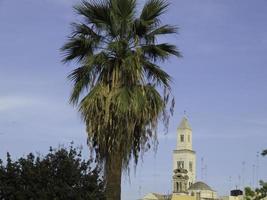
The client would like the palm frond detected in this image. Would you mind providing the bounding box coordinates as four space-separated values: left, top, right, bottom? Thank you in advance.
141 59 171 88
61 35 99 63
145 24 178 43
141 43 181 61
68 65 95 105
134 0 169 38
74 0 112 31
140 0 169 25
71 23 101 38
68 52 110 104
149 25 178 35
110 0 136 20
108 0 137 38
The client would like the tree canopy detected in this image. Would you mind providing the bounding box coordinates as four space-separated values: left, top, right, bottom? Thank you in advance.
245 181 267 200
0 145 105 200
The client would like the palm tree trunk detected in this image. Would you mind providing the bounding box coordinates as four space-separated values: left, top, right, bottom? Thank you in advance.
105 152 122 200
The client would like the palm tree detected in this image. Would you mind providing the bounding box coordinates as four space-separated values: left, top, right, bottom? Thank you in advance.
61 0 180 199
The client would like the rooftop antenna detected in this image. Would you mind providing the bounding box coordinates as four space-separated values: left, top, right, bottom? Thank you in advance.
252 164 255 189
201 157 204 181
204 164 208 182
152 156 160 192
138 185 142 197
238 175 241 189
242 161 246 190
153 156 156 190
256 152 260 188
170 179 173 195
229 176 232 191
138 164 143 198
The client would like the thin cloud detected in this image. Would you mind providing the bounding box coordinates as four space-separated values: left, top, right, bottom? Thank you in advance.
0 96 39 112
44 0 78 6
243 118 267 127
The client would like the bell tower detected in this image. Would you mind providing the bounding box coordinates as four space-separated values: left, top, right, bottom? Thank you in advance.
173 117 196 193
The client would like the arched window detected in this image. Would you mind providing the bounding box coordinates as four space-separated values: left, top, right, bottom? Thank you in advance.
189 161 193 172
180 135 184 142
177 161 184 169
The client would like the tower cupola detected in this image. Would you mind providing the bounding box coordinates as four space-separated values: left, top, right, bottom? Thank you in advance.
177 117 193 150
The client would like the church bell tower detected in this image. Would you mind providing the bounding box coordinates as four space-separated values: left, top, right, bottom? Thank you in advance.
173 117 196 193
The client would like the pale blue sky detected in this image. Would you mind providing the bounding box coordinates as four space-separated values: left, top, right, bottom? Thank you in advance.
0 0 267 200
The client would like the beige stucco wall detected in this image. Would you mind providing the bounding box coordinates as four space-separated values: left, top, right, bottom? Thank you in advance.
220 195 243 200
188 190 217 199
177 128 193 150
172 194 196 200
173 150 196 185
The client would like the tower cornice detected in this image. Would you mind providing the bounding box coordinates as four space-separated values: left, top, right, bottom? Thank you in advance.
173 149 196 154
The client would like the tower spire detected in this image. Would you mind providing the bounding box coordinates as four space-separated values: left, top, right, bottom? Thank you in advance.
178 117 192 131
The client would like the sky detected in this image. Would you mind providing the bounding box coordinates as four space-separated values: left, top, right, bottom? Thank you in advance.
0 0 267 199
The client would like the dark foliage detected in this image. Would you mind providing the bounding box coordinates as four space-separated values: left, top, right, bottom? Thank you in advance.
262 149 267 156
0 145 105 200
245 181 267 200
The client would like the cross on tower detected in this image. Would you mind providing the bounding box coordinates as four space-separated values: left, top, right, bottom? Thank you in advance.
184 110 188 118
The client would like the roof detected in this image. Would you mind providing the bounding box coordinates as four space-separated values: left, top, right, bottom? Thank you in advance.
178 117 192 130
143 193 160 200
143 193 171 200
188 182 213 191
153 193 164 199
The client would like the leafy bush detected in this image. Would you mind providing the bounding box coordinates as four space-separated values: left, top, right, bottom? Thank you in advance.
245 181 267 200
0 145 105 200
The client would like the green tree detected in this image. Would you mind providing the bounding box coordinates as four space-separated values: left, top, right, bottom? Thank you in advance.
245 181 267 200
245 151 267 200
61 0 180 199
0 145 105 200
